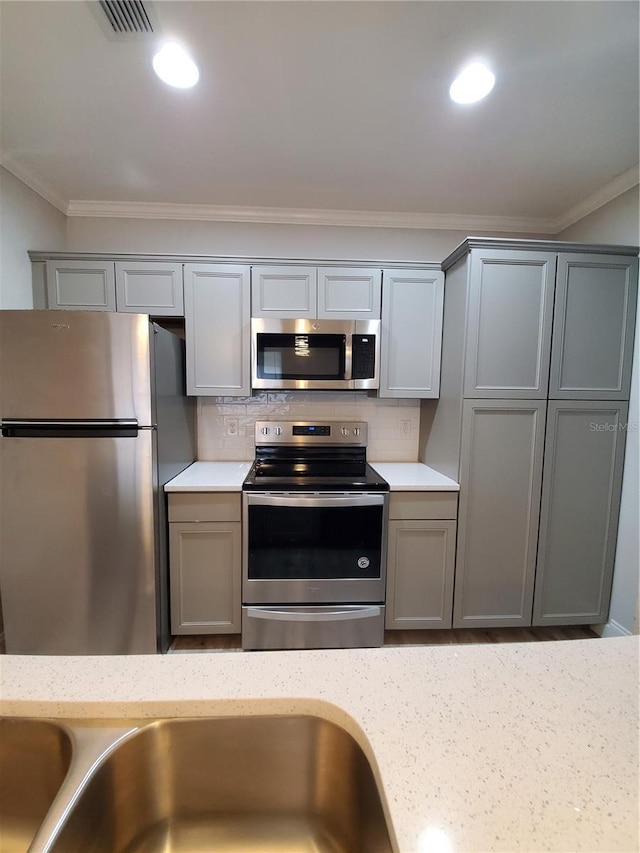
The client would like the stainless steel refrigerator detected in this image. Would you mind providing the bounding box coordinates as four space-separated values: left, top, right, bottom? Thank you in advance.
0 310 195 654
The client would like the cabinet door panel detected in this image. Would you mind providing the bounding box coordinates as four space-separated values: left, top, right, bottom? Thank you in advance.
317 267 381 318
170 522 241 634
184 264 250 396
251 266 316 318
464 250 556 398
46 260 116 311
380 269 444 398
533 401 629 625
454 401 546 627
386 520 456 628
550 255 638 399
115 262 184 315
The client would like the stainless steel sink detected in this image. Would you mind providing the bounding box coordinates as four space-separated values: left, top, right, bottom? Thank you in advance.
0 718 72 853
47 715 394 853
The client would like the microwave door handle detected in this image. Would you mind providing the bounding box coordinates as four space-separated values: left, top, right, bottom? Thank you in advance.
344 334 353 381
246 494 386 509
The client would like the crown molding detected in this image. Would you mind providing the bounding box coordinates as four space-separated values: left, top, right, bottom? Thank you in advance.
4 154 637 236
0 153 68 214
550 165 639 234
64 199 557 233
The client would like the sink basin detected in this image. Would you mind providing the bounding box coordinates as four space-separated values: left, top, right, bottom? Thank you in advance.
0 718 72 853
49 715 393 853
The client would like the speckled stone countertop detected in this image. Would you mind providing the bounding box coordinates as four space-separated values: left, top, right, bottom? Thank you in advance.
165 461 251 492
370 462 459 491
165 461 459 492
1 637 637 852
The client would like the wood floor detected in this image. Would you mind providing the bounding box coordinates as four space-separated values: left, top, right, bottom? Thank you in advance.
170 625 598 653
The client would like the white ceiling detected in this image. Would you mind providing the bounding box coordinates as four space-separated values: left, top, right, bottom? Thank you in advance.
1 1 638 232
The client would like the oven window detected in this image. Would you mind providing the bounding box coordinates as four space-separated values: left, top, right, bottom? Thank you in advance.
256 334 346 380
247 503 383 580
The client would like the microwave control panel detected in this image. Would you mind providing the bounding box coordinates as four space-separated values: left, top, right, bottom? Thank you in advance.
351 335 376 380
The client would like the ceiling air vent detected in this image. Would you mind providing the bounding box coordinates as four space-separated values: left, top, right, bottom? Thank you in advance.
91 0 158 39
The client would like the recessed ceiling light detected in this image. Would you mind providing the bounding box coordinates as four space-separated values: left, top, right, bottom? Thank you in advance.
449 62 495 105
152 42 199 89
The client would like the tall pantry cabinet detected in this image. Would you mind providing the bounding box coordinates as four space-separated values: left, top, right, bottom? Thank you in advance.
423 238 638 629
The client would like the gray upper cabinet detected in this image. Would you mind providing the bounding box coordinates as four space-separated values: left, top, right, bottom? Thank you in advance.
549 254 639 399
317 267 381 319
533 401 629 626
46 260 116 311
453 400 547 628
380 269 444 398
115 261 184 316
46 259 184 315
464 250 557 398
251 265 382 319
184 264 251 396
251 266 317 318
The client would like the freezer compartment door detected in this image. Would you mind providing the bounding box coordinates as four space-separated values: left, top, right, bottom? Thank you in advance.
0 310 152 423
0 431 158 654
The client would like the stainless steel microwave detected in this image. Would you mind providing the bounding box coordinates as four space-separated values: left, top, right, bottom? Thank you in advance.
251 318 380 390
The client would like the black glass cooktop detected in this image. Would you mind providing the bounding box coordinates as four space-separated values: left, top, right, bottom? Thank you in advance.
242 446 389 492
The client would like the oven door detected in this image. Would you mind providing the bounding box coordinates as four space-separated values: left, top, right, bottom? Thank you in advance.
243 492 388 604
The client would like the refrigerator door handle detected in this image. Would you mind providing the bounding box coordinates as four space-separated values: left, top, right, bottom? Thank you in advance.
1 419 140 438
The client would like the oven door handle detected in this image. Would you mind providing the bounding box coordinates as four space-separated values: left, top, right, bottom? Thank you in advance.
245 494 386 509
245 606 382 622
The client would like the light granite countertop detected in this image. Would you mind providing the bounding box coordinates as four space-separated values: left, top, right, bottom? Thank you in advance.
165 461 252 491
165 461 459 492
370 462 459 491
1 637 637 852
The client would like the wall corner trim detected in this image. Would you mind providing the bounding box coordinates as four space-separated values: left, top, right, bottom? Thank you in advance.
594 619 634 638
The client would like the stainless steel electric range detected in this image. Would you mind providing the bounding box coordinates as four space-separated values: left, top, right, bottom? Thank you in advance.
242 421 389 650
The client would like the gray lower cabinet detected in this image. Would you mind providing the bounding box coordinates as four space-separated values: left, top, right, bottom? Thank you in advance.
380 269 444 398
453 400 547 628
385 492 457 629
184 264 251 396
533 401 629 625
168 493 242 634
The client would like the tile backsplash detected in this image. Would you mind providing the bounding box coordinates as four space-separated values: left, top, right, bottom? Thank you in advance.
197 392 420 461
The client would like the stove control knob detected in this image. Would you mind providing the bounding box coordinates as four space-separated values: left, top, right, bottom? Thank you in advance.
274 427 282 436
353 427 361 436
341 427 350 436
261 427 270 436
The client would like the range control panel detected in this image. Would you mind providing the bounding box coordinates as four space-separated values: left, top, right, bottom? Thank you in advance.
254 421 368 446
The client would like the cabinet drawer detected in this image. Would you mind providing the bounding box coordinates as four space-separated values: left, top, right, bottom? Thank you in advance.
168 493 241 522
389 492 458 520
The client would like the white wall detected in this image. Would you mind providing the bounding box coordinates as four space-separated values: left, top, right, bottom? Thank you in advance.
558 186 640 635
558 186 639 245
65 216 529 264
0 167 66 308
